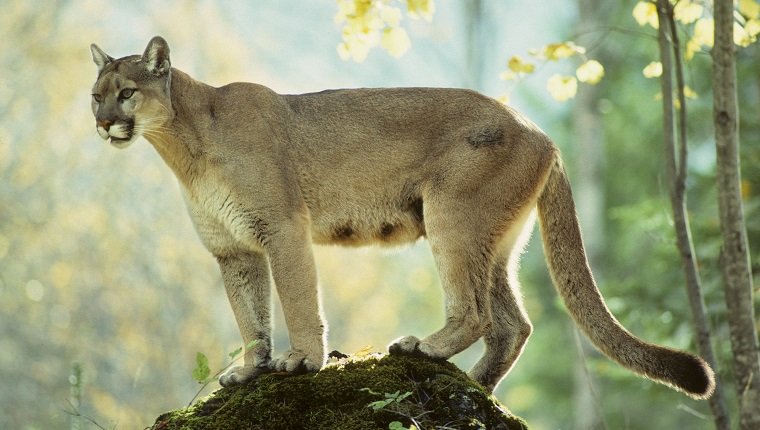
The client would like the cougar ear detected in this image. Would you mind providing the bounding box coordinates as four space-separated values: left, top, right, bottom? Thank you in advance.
90 43 113 74
142 36 171 76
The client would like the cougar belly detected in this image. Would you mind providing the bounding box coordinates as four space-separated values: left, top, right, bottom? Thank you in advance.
308 193 426 247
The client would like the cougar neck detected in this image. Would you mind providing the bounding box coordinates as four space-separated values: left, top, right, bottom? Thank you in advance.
143 68 213 189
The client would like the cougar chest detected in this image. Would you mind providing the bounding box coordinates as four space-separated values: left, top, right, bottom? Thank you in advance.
181 176 265 256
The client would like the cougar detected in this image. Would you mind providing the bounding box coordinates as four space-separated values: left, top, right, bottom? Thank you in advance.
89 36 714 399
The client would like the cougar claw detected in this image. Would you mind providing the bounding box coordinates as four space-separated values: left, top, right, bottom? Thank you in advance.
388 335 448 359
268 350 320 374
218 364 270 387
388 336 422 355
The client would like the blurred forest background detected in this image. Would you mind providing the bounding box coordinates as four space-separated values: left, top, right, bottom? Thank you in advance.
1 1 758 429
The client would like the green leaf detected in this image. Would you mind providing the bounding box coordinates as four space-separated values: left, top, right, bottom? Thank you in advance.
229 340 259 360
388 421 405 430
366 390 413 410
192 352 211 383
368 399 395 410
385 390 401 399
228 347 243 360
396 391 412 402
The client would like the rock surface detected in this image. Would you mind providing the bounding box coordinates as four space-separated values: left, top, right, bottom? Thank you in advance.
150 353 528 430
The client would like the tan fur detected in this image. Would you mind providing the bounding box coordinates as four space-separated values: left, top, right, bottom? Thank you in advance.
89 37 714 398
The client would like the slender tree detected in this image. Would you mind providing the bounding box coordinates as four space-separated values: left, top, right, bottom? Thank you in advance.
712 0 760 428
571 0 607 428
654 1 729 428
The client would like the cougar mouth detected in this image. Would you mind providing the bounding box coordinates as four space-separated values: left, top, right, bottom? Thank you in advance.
108 135 135 149
96 119 136 149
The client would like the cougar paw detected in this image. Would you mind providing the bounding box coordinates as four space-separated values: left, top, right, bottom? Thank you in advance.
268 350 320 374
388 335 423 355
389 336 447 359
218 364 270 387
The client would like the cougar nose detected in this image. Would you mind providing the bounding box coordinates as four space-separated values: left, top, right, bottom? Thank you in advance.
97 119 113 131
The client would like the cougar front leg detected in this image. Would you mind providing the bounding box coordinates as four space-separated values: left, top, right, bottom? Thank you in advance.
216 252 273 387
265 224 326 373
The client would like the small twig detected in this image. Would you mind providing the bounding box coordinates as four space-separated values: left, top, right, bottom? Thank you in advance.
574 24 659 41
742 370 755 398
572 329 609 430
572 25 659 55
677 403 710 420
187 354 245 407
63 400 113 430
385 408 429 429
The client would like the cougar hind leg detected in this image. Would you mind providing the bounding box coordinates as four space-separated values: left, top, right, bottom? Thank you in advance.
469 207 537 391
389 197 498 359
390 188 533 360
468 242 533 390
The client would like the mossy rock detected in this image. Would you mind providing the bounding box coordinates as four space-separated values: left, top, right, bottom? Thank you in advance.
150 353 529 430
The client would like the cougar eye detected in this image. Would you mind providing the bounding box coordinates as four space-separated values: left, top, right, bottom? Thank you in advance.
92 94 102 103
119 88 136 100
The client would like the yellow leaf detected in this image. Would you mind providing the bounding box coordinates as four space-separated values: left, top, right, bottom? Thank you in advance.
354 345 374 357
576 60 605 84
642 61 663 78
633 1 659 29
739 0 760 19
546 75 578 101
746 18 760 38
742 179 752 199
507 55 535 74
337 39 372 63
543 41 585 61
380 5 403 27
499 70 518 81
693 18 714 47
353 0 373 18
674 0 703 25
734 22 754 47
407 0 435 21
334 0 355 24
685 38 702 60
381 27 411 57
496 95 510 105
684 85 698 99
337 42 352 61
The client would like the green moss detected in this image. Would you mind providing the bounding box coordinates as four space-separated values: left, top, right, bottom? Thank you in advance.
150 353 528 430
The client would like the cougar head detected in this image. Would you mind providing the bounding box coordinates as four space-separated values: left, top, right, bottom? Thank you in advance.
90 36 173 149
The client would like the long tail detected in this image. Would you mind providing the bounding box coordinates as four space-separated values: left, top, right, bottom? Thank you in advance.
536 155 715 399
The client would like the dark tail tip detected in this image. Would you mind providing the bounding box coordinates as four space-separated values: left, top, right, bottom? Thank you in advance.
664 350 715 399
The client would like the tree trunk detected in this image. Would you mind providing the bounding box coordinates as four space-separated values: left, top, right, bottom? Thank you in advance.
571 1 606 428
655 1 730 428
712 0 760 428
463 0 484 90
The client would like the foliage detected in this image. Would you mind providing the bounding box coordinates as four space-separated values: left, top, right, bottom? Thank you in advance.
150 353 528 430
499 41 604 102
500 0 760 103
334 0 435 62
634 0 760 84
192 352 212 383
190 340 260 385
361 388 413 410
